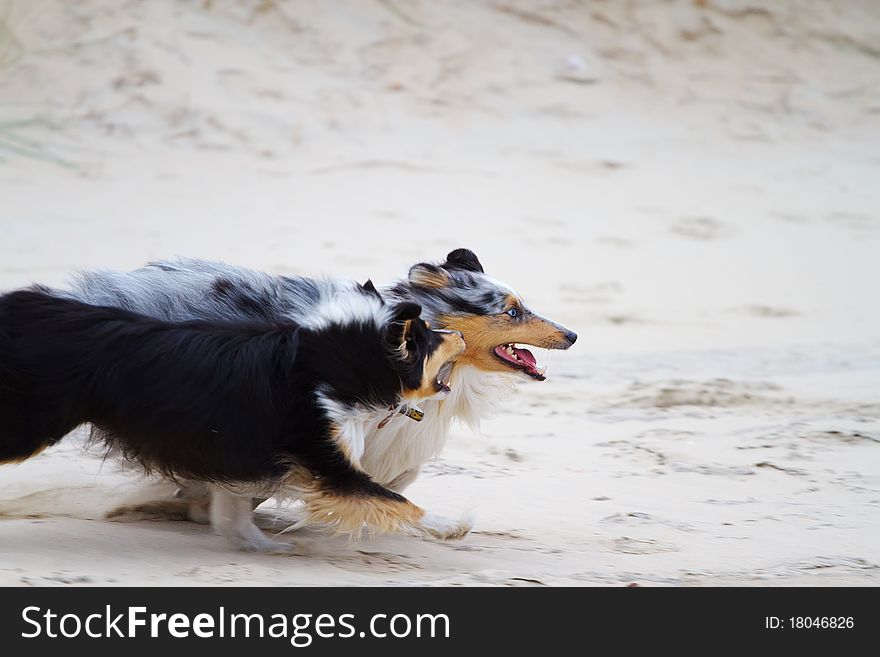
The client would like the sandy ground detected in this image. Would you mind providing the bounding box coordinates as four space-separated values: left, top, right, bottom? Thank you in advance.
0 0 878 585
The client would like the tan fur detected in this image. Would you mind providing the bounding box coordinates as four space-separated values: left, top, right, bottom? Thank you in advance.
279 462 470 540
396 319 414 359
304 487 426 536
438 311 571 373
400 330 465 400
408 265 450 289
106 499 192 522
0 443 49 464
328 422 358 468
279 467 423 536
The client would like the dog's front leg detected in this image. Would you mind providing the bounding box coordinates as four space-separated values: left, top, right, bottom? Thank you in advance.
385 467 421 493
293 455 472 541
382 469 471 537
208 485 294 554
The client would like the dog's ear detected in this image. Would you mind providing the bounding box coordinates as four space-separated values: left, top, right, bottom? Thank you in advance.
360 279 384 303
408 263 450 289
442 248 484 274
387 301 423 353
391 301 422 323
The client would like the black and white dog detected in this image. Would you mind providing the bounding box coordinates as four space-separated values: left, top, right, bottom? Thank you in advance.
61 248 576 535
0 287 465 551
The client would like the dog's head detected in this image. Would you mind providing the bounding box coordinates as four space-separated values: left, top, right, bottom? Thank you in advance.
384 300 466 400
389 248 576 381
302 285 464 408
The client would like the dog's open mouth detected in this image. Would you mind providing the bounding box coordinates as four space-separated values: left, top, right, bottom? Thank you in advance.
494 344 546 381
433 360 455 393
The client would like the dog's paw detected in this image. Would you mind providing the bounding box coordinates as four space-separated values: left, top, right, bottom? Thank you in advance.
420 512 473 541
227 531 296 555
220 519 297 554
245 540 297 556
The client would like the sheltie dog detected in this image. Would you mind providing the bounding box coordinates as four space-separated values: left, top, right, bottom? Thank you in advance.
61 248 576 530
0 287 466 551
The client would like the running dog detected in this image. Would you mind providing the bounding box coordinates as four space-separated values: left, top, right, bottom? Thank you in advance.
62 248 576 525
0 287 465 551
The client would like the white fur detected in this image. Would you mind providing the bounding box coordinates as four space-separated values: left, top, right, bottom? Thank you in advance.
209 486 293 553
301 291 390 332
315 365 514 487
362 366 516 487
419 511 474 540
315 391 377 465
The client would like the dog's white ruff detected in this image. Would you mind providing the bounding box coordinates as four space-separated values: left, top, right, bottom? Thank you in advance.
316 366 512 487
363 367 514 488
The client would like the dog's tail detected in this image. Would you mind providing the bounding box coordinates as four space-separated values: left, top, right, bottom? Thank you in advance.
0 290 79 464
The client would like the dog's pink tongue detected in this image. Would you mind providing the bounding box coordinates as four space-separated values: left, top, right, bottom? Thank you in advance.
514 347 537 369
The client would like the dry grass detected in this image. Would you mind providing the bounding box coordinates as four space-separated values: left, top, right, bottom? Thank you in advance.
0 5 23 67
0 118 75 168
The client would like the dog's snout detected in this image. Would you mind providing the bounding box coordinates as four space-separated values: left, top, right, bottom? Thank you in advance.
563 329 577 346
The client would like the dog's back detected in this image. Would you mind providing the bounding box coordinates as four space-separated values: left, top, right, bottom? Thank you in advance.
0 290 300 478
63 258 356 326
0 289 109 461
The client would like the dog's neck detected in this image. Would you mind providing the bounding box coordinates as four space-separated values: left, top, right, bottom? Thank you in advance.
357 365 517 487
313 281 520 487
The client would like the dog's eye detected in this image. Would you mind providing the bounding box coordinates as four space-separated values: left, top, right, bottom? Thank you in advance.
507 308 518 318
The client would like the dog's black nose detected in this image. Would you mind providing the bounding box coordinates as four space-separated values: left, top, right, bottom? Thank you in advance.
564 329 577 346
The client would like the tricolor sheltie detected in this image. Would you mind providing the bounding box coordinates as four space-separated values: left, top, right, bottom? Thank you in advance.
62 248 577 534
0 287 465 551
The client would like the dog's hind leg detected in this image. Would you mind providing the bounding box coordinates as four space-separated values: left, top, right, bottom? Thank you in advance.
104 480 211 524
209 486 295 554
104 480 264 526
182 482 213 524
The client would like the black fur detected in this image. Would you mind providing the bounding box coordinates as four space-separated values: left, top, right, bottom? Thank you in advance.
211 277 278 323
360 279 382 301
442 248 484 274
0 290 436 496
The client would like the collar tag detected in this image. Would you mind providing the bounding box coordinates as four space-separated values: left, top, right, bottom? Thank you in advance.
400 404 424 422
377 404 424 429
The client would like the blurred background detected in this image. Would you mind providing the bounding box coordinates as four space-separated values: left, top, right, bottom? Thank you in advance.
0 1 878 585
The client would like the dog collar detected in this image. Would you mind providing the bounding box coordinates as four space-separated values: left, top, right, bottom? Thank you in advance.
377 403 425 429
401 404 425 422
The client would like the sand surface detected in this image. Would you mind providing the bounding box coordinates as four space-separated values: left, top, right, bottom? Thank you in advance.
0 0 878 585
